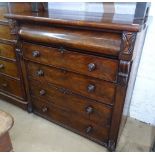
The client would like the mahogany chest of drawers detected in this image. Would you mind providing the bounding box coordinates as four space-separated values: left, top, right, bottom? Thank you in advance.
1 4 150 151
0 2 31 109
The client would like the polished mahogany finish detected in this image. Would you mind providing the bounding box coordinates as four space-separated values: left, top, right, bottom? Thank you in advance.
0 74 24 99
29 79 112 126
23 42 118 82
0 2 31 108
32 97 110 144
20 26 121 57
1 3 150 151
0 59 19 78
0 42 15 60
27 61 116 105
0 23 15 40
4 9 147 32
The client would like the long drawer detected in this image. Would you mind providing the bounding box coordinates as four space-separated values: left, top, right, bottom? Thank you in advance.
32 97 109 144
0 74 24 99
29 79 112 126
27 61 116 105
0 43 15 60
0 59 19 78
23 42 118 82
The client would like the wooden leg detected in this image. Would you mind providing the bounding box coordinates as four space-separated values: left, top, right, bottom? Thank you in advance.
0 132 13 152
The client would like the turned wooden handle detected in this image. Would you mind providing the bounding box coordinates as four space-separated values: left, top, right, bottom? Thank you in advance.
88 63 96 71
32 51 40 57
42 106 48 112
85 106 93 114
86 125 93 134
87 84 95 92
36 70 44 76
39 89 46 96
59 47 65 54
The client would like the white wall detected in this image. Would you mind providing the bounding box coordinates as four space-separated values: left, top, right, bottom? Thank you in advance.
130 3 155 126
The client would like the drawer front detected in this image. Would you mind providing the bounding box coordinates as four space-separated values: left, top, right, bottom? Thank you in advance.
0 59 19 78
0 24 15 40
32 97 109 143
30 79 112 126
27 61 116 105
0 43 15 60
0 74 24 99
23 42 118 82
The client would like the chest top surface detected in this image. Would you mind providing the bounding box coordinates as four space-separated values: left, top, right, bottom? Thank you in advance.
4 9 149 32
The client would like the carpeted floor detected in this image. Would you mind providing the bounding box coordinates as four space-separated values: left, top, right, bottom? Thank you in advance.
0 99 154 152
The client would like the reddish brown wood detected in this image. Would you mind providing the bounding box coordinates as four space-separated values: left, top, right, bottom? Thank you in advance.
0 59 19 78
0 132 12 152
30 79 112 126
20 26 121 57
0 74 24 99
23 42 119 82
0 42 15 60
27 61 116 105
32 97 109 144
0 23 15 40
4 9 145 32
0 3 150 152
0 2 31 108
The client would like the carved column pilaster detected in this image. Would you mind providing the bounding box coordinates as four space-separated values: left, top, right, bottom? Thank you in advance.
119 31 137 61
118 60 131 85
118 31 137 85
8 19 23 57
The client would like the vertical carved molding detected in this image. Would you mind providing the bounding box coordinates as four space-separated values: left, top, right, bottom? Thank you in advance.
108 31 136 150
119 31 137 61
8 19 23 58
118 31 136 85
118 60 131 85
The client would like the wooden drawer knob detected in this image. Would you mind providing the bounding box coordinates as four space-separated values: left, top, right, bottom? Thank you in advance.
39 89 46 96
0 64 4 69
42 106 48 112
88 63 96 71
36 70 44 76
86 125 93 134
2 83 8 88
87 84 95 92
32 51 40 57
59 47 65 54
85 106 93 114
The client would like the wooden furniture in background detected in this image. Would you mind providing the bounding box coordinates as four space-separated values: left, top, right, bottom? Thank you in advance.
0 2 31 109
0 110 14 152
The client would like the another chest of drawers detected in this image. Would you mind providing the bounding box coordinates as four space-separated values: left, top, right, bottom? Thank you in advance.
0 2 31 108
